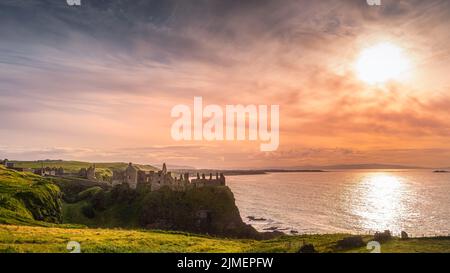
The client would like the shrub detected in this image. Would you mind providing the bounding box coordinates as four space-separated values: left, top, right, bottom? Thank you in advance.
401 231 409 240
78 186 103 200
298 244 316 253
374 230 392 242
81 204 95 219
336 236 365 249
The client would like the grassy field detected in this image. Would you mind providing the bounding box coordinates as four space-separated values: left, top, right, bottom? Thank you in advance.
0 224 255 253
1 224 449 253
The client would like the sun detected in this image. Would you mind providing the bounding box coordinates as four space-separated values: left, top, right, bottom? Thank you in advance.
355 42 411 84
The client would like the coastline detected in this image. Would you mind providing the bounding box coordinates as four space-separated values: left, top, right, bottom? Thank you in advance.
172 169 326 176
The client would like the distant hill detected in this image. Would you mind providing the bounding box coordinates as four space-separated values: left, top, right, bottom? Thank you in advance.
156 164 195 170
7 160 159 182
173 164 425 175
10 160 159 172
310 164 425 170
259 163 426 170
170 169 325 176
170 169 268 176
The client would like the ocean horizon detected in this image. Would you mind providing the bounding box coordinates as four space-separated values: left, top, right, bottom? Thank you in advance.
227 170 450 237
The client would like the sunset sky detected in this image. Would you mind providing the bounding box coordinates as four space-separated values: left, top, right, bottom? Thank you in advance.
1 0 450 169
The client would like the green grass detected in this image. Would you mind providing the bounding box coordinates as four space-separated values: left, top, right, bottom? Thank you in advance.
345 237 450 253
0 224 256 253
1 224 449 253
62 200 142 228
0 166 62 225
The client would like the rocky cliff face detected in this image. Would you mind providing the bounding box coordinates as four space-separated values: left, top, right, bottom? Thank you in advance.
139 186 258 238
62 182 259 238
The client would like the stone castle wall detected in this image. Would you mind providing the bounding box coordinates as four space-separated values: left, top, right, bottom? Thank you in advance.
112 163 226 191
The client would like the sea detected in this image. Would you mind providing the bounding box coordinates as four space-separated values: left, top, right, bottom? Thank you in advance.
227 170 450 237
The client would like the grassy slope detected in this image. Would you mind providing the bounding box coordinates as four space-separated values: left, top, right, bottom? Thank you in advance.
1 224 449 253
0 166 62 226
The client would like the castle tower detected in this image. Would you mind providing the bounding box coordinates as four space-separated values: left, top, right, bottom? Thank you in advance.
86 164 96 180
219 173 226 185
162 163 167 174
3 159 14 168
125 162 138 189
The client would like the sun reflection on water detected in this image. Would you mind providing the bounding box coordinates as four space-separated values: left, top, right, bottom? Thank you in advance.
352 172 408 234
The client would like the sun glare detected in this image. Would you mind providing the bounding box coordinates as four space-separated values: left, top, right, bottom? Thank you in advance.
351 173 407 234
356 42 411 84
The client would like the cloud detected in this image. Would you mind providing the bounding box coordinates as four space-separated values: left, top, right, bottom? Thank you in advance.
1 0 450 167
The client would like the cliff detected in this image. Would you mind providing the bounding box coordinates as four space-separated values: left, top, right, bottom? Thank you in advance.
62 182 260 238
139 186 258 238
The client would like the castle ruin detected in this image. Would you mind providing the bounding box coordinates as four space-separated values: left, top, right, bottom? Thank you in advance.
112 163 226 191
79 164 96 180
34 166 64 176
